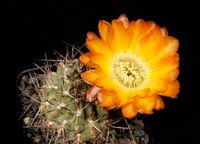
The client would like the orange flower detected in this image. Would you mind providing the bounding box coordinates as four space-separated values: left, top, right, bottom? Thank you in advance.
80 14 180 119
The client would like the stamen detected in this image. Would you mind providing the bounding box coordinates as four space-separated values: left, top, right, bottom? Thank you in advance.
112 54 147 88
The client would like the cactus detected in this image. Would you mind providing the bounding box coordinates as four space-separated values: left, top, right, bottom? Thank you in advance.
17 45 150 144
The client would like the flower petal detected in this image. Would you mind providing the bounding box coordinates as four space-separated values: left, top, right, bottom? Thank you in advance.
129 20 156 54
147 36 179 65
116 88 149 106
81 69 115 91
160 27 168 38
89 53 111 75
86 86 101 102
159 80 180 98
149 55 179 81
154 96 165 110
163 36 179 57
79 53 97 68
139 26 164 60
122 103 137 119
108 17 131 53
93 77 116 90
79 53 90 65
136 95 157 114
146 79 169 95
86 32 112 58
80 49 110 72
97 89 117 109
98 20 111 41
81 69 100 84
117 14 129 29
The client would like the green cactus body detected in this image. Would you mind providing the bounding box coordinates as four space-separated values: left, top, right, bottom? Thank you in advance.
37 60 108 143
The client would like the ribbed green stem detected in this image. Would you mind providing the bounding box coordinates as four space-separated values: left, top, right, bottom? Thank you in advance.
39 60 108 142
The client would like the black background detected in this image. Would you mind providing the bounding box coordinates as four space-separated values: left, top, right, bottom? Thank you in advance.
4 0 198 144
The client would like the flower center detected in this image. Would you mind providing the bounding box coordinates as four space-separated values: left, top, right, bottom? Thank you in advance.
112 54 147 89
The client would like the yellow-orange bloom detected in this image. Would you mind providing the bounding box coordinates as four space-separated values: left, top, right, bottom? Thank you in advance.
80 14 180 119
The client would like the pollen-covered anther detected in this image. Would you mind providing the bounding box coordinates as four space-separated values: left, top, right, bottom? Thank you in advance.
112 54 147 88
